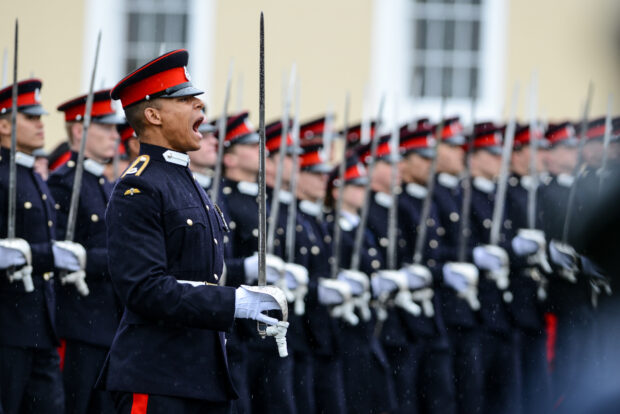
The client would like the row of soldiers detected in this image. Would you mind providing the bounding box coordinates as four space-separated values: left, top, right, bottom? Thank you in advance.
1 70 619 413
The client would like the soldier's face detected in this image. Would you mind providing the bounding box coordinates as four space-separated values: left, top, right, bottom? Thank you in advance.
371 160 399 193
298 171 327 201
189 131 218 169
471 150 501 179
401 152 431 185
230 143 260 174
583 139 604 168
85 122 119 162
158 96 205 152
340 184 365 211
437 143 464 175
546 145 577 174
0 113 45 154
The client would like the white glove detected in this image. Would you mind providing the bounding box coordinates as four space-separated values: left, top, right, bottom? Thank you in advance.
53 240 86 272
284 263 308 316
549 240 578 283
243 253 284 284
473 245 509 290
393 289 422 316
411 287 435 317
319 278 359 325
443 262 480 311
337 269 368 296
372 270 407 298
0 238 28 268
234 285 284 325
399 264 433 290
512 229 552 273
338 269 372 322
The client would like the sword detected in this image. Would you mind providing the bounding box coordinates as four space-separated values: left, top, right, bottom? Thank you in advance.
350 94 385 271
236 72 244 112
210 60 234 205
598 93 613 194
457 95 476 262
257 12 268 334
61 31 102 296
266 64 295 254
330 92 350 279
285 80 301 264
386 99 400 270
527 72 539 229
489 83 519 246
5 20 33 292
412 97 445 265
562 82 594 244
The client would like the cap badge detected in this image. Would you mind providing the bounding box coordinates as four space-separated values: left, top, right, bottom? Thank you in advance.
184 66 191 82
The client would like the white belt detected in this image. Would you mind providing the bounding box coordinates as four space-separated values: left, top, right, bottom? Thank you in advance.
178 279 218 287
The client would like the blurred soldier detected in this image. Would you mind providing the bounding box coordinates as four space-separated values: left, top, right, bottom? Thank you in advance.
48 89 124 414
537 122 591 409
32 148 49 180
433 117 484 414
468 122 521 414
325 147 398 414
189 120 217 191
0 79 65 413
295 116 348 414
96 49 288 413
116 121 139 173
504 125 552 413
396 121 456 414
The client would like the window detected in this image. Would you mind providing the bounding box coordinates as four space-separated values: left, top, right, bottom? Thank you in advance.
411 0 483 99
124 0 190 74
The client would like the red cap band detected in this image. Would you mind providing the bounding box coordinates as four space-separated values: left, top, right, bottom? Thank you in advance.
118 66 189 108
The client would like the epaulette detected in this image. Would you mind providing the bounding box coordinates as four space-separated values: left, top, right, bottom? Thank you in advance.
122 155 150 178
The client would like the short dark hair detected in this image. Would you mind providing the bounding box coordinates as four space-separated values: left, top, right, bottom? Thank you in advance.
124 99 162 136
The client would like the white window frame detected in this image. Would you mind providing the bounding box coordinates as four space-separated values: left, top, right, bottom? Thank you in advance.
370 0 507 127
82 0 215 111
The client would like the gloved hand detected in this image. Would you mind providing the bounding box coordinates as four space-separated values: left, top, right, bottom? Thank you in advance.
0 238 28 269
411 287 435 317
234 285 285 325
284 263 308 316
443 262 480 311
549 240 578 283
473 245 509 290
512 229 552 273
581 256 612 302
53 240 86 272
372 270 407 298
399 264 433 290
243 253 284 285
319 278 359 325
338 269 372 322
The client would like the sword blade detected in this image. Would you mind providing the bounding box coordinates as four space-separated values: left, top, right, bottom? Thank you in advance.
386 97 400 270
599 93 613 194
457 95 476 262
285 79 301 263
1 47 8 88
351 94 385 271
562 82 594 243
490 83 519 246
527 72 539 229
7 20 18 240
331 92 350 278
413 97 445 265
211 60 234 205
258 12 267 288
65 31 102 242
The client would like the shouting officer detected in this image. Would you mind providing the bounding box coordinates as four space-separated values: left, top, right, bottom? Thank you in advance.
48 89 124 414
96 49 288 413
0 79 65 413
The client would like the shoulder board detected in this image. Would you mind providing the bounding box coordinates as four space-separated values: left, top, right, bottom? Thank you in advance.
122 155 151 178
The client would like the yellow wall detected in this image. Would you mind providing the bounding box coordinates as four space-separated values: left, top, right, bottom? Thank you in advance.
212 0 373 129
1 0 84 151
505 0 620 122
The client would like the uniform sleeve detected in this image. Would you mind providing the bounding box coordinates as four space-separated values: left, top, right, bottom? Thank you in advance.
106 177 236 331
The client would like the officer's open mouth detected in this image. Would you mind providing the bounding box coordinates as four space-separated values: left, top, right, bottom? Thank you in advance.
192 117 204 135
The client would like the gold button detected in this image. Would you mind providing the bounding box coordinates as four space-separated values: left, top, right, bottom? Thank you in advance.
42 194 47 200
252 228 259 237
449 212 459 222
483 219 492 229
223 187 232 195
55 203 60 210
99 178 105 185
379 238 389 247
428 259 436 267
67 160 76 168
399 239 406 248
223 235 229 244
300 246 308 255
296 224 303 232
274 239 280 246
324 235 332 244
229 221 236 230
437 227 446 236
277 227 284 235
371 260 380 269
43 272 52 281
311 245 320 255
89 214 98 222
369 248 377 257
24 201 32 209
426 218 435 227
187 219 193 226
48 220 53 227
429 239 438 249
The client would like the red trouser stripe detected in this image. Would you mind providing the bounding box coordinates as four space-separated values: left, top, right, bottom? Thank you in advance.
131 393 149 414
545 312 558 373
57 338 66 371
